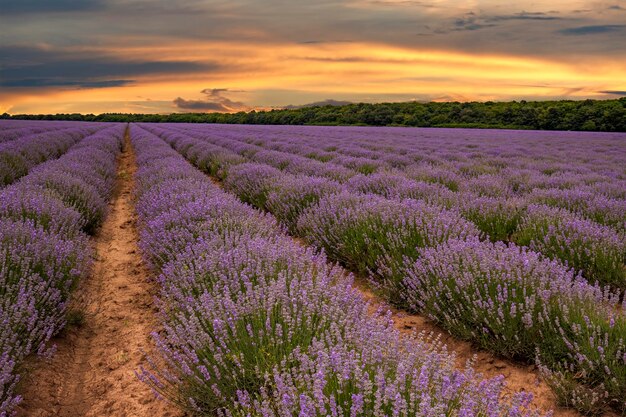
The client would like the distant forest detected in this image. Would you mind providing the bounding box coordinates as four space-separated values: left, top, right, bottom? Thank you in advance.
3 98 626 132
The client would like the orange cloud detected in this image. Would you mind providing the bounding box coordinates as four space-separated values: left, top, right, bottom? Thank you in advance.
4 40 626 114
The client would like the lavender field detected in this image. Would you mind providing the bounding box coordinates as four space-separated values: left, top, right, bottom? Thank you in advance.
1 120 625 417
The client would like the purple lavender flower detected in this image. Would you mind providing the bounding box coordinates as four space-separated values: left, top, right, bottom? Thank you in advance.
515 204 626 289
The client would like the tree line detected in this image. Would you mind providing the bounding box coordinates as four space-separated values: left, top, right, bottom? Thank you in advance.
3 98 626 132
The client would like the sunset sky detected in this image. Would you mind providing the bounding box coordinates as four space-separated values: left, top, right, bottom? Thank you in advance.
1 0 625 114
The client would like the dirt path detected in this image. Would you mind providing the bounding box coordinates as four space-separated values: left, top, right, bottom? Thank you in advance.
17 131 182 417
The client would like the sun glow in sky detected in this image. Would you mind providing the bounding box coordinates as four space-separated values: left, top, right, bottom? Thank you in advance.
1 0 625 114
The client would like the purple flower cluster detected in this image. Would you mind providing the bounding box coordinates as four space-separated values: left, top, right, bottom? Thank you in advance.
266 175 344 232
297 192 480 294
403 238 626 413
141 123 624 235
132 125 540 417
529 188 626 231
142 127 247 179
0 122 108 188
458 194 527 242
514 204 626 289
404 240 626 413
219 162 479 297
223 163 283 210
0 123 123 416
346 172 458 207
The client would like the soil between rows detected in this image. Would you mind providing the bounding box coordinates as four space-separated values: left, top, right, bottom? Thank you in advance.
16 131 182 417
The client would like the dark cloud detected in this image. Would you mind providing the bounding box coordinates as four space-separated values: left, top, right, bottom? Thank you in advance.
599 90 626 96
0 79 133 88
0 0 105 14
452 16 497 32
298 40 354 44
174 89 249 113
1 1 625 62
173 98 231 112
284 99 352 109
446 11 563 33
558 25 626 35
608 5 625 11
0 45 218 89
489 12 562 21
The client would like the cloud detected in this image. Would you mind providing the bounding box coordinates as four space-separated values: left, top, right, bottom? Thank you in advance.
3 1 626 63
489 12 562 21
599 90 626 96
0 45 218 89
445 10 565 33
0 0 105 14
452 15 497 32
283 99 353 109
608 5 625 11
558 25 626 35
0 79 133 88
2 0 626 113
173 98 231 112
173 89 249 112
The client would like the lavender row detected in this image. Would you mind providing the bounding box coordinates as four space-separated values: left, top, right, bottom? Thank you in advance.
0 123 124 417
130 125 541 417
147 125 626 414
514 205 626 289
0 123 108 188
403 239 626 414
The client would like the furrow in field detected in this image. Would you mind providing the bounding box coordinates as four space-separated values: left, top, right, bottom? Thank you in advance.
16 129 182 417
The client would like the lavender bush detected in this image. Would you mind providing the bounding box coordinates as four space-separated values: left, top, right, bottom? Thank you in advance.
265 175 344 232
346 172 458 207
223 163 283 210
296 192 479 290
458 194 526 242
403 238 626 414
0 122 80 144
514 204 626 289
0 185 85 236
529 188 626 231
139 195 281 270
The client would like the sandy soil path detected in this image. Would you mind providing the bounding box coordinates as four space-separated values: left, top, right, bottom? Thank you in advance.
16 129 182 417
